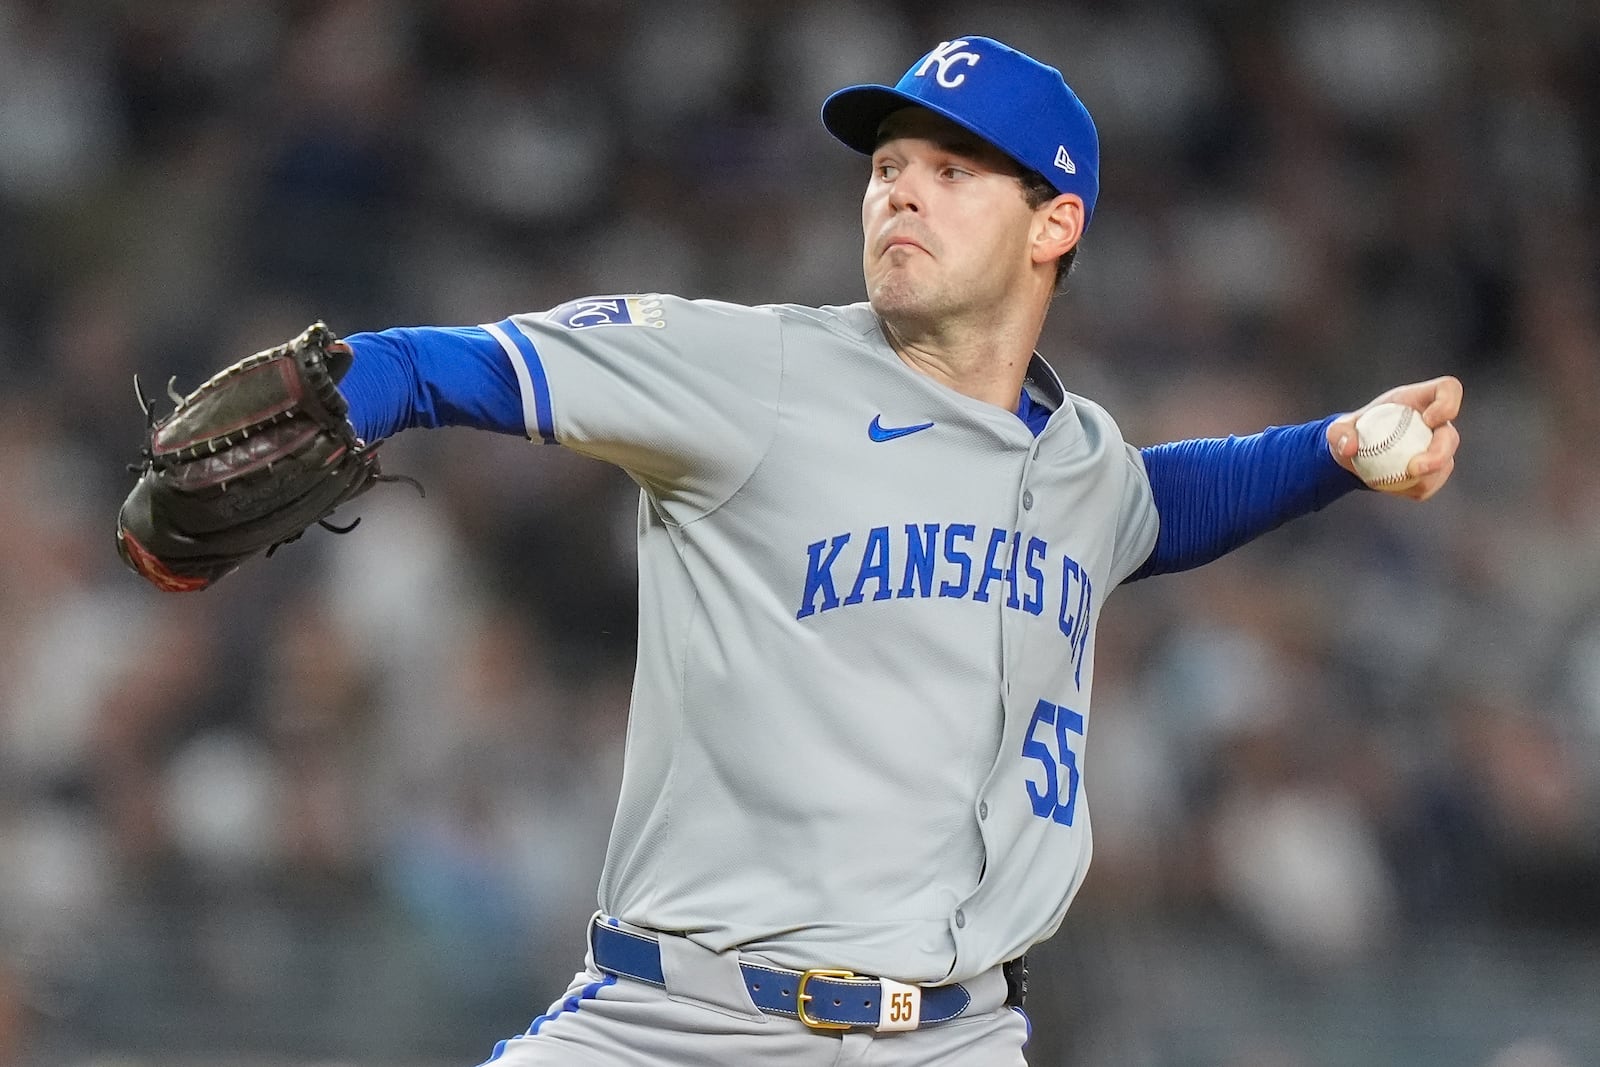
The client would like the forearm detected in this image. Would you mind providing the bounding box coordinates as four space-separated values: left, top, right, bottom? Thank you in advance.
1130 415 1363 580
340 325 526 442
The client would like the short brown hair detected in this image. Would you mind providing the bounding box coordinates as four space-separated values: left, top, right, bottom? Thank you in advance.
1019 169 1078 293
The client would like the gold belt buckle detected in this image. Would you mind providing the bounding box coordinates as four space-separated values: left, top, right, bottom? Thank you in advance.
796 968 857 1030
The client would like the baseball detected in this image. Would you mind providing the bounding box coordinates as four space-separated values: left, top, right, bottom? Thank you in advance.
1352 403 1432 489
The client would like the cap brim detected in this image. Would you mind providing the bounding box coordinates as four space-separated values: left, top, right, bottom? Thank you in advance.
822 84 948 155
821 83 1036 186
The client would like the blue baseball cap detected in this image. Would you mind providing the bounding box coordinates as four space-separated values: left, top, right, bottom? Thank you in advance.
821 36 1100 226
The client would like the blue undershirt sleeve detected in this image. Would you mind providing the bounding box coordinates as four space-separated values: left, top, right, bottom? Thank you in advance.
338 325 526 443
1128 415 1365 581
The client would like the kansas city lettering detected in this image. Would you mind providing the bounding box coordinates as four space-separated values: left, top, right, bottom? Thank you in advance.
797 523 1094 685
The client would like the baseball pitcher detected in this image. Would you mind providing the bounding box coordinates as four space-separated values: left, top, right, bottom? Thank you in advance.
115 35 1462 1066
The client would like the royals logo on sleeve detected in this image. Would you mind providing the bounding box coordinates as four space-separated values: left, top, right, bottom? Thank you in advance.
548 295 667 330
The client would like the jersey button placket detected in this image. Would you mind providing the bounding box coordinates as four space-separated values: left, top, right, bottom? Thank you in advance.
978 801 989 821
1022 489 1034 511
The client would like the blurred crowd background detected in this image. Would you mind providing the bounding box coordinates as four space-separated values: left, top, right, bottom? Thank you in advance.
2 1 1599 1065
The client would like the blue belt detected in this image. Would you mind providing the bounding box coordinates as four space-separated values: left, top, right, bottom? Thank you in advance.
588 917 974 1031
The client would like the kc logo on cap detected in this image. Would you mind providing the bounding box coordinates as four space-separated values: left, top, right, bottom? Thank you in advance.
820 35 1102 227
913 40 982 88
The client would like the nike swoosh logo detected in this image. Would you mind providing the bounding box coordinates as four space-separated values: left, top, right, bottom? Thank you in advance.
868 415 935 442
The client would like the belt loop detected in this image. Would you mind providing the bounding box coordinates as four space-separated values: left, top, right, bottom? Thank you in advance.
656 925 766 1021
585 909 604 967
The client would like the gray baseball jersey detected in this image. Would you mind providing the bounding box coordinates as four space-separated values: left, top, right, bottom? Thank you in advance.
482 294 1158 985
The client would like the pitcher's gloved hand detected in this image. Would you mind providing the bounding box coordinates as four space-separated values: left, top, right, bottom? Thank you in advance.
115 322 402 591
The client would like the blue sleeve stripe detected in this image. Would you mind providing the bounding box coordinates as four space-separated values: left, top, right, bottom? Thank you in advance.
483 318 556 444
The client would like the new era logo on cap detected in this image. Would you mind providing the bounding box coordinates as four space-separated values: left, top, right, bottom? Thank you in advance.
820 35 1101 226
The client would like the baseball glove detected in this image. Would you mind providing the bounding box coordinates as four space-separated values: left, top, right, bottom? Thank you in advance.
115 322 410 592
